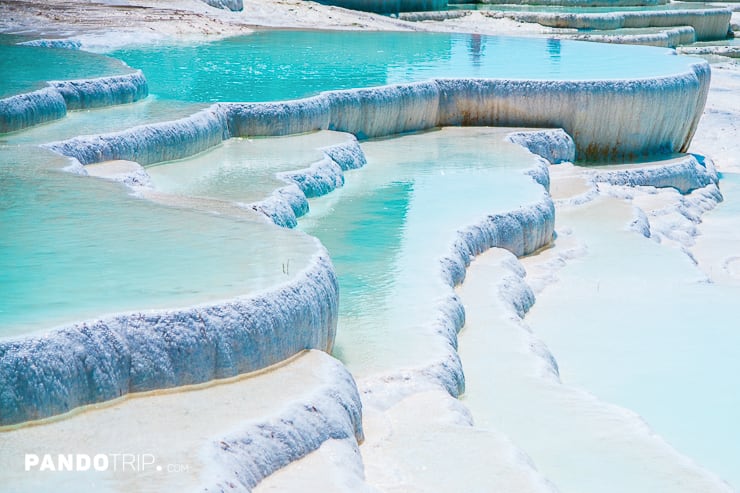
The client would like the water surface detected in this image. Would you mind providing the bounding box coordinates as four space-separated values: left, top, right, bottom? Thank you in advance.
299 127 547 376
0 38 133 99
108 31 701 104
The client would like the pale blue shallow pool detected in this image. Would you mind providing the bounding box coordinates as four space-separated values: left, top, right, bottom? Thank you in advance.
141 126 549 376
447 1 725 12
299 127 547 376
0 36 133 99
525 188 740 489
145 131 354 204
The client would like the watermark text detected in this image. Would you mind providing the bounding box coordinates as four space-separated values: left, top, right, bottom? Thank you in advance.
24 453 189 473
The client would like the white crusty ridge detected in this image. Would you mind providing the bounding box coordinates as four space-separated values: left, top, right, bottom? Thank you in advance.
251 138 368 227
0 87 67 133
432 190 556 397
49 71 148 110
0 249 339 426
47 105 230 165
494 8 731 41
0 71 148 133
567 26 697 49
434 65 710 162
506 128 576 165
46 63 711 164
327 81 441 139
202 352 364 491
362 148 556 404
591 153 718 194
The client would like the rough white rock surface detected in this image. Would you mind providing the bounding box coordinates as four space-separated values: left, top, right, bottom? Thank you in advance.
498 8 731 40
0 250 339 426
0 71 148 133
251 137 368 227
46 66 711 164
567 26 696 48
200 0 243 11
590 153 718 194
0 350 364 493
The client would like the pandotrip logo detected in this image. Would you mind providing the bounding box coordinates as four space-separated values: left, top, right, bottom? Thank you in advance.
24 453 190 473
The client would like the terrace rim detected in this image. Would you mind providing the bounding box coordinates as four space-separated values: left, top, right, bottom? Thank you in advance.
0 31 713 425
43 65 711 163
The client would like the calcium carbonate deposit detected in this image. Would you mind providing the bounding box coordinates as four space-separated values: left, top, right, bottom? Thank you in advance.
1 4 738 491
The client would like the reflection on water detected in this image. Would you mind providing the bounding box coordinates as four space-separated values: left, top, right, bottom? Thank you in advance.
547 38 562 65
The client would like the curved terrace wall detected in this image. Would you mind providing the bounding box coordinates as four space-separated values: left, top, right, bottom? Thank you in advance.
0 250 339 426
590 153 718 194
367 154 557 402
4 124 565 427
0 71 148 133
621 9 731 40
472 0 668 6
47 63 711 163
435 65 710 161
498 8 731 41
1 132 371 426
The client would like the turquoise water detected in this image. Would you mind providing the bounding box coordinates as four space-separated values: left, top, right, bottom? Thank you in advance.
0 145 316 337
2 96 206 145
143 127 547 376
108 31 700 104
0 32 712 340
0 38 133 99
5 29 705 338
298 127 546 375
